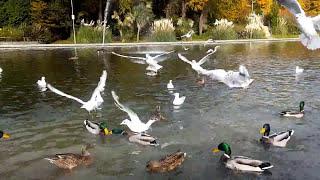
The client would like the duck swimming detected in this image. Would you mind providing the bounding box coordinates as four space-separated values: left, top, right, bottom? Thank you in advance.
212 142 273 173
84 120 112 135
280 101 304 118
146 150 186 172
45 144 94 170
123 131 158 146
0 130 10 139
150 105 166 122
260 123 294 147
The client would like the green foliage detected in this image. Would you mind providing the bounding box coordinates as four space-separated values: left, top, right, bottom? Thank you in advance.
175 18 194 37
72 26 112 43
133 2 154 42
149 31 177 42
30 0 70 43
242 29 266 39
0 26 24 40
0 0 30 27
112 11 135 42
208 26 237 40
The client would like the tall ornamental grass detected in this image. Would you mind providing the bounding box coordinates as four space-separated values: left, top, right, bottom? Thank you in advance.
210 19 237 40
149 19 176 42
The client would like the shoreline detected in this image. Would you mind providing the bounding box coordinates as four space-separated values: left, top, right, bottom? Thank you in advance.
0 38 299 49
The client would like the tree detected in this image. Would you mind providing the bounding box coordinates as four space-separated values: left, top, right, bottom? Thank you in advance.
0 0 30 27
133 2 154 42
186 0 208 35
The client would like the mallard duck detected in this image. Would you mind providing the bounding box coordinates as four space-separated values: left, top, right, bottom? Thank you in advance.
84 120 112 135
45 144 93 170
212 142 273 172
260 123 294 147
280 101 304 118
123 131 159 146
146 150 186 173
150 105 166 121
0 130 10 139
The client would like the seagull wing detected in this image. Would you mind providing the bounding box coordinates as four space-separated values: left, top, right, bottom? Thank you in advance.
111 91 141 123
96 70 107 93
277 0 304 15
312 15 320 30
152 51 175 62
47 84 85 105
112 52 146 62
239 65 250 79
198 46 220 65
178 53 193 65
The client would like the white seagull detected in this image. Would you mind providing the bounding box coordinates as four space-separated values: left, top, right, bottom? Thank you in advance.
167 80 174 89
178 46 220 75
276 0 320 50
205 65 254 88
111 91 156 133
181 30 194 39
112 51 174 73
173 93 186 106
296 66 304 74
47 70 107 113
37 76 47 91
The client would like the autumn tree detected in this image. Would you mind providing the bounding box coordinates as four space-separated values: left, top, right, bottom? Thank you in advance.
186 0 209 35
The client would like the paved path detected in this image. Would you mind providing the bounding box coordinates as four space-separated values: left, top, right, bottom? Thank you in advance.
0 38 299 49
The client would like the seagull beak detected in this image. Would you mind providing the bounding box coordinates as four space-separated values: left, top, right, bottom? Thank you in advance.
260 128 266 134
3 133 10 139
212 148 220 153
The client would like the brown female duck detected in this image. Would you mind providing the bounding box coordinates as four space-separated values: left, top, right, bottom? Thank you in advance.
146 150 186 173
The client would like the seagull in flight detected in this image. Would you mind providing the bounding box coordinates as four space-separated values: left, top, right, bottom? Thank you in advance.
276 0 320 50
205 65 254 88
47 70 107 113
178 46 220 75
181 30 194 39
112 51 174 73
111 91 156 133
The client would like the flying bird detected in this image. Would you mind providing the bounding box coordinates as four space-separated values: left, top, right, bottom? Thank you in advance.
178 46 220 75
47 70 107 113
112 51 174 74
181 30 194 39
111 91 156 133
276 0 320 50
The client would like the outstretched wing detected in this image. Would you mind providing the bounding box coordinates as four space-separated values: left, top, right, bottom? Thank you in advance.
97 70 107 92
47 84 85 105
111 91 141 123
112 52 146 62
152 50 175 62
312 15 320 30
198 46 220 65
277 0 304 15
178 53 193 65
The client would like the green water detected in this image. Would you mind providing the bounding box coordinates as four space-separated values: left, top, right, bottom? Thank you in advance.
0 42 320 179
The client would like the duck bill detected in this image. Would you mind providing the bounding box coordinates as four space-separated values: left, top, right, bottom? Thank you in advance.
104 128 111 135
260 128 266 134
212 148 220 153
3 133 10 139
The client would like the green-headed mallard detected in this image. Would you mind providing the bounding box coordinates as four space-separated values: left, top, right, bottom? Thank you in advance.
150 105 166 122
260 123 294 147
0 130 10 139
45 144 94 170
84 120 112 135
123 131 159 146
280 101 304 118
146 150 186 173
212 142 273 172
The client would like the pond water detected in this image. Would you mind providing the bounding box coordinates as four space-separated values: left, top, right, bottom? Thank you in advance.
0 42 320 179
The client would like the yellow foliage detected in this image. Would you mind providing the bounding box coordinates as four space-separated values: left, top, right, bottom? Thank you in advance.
186 0 209 12
214 0 251 23
299 0 320 16
256 0 273 15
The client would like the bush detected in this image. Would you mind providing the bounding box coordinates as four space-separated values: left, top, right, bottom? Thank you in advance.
149 19 176 42
0 25 25 41
72 26 112 43
175 18 194 37
272 17 288 36
210 19 237 40
245 13 270 39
